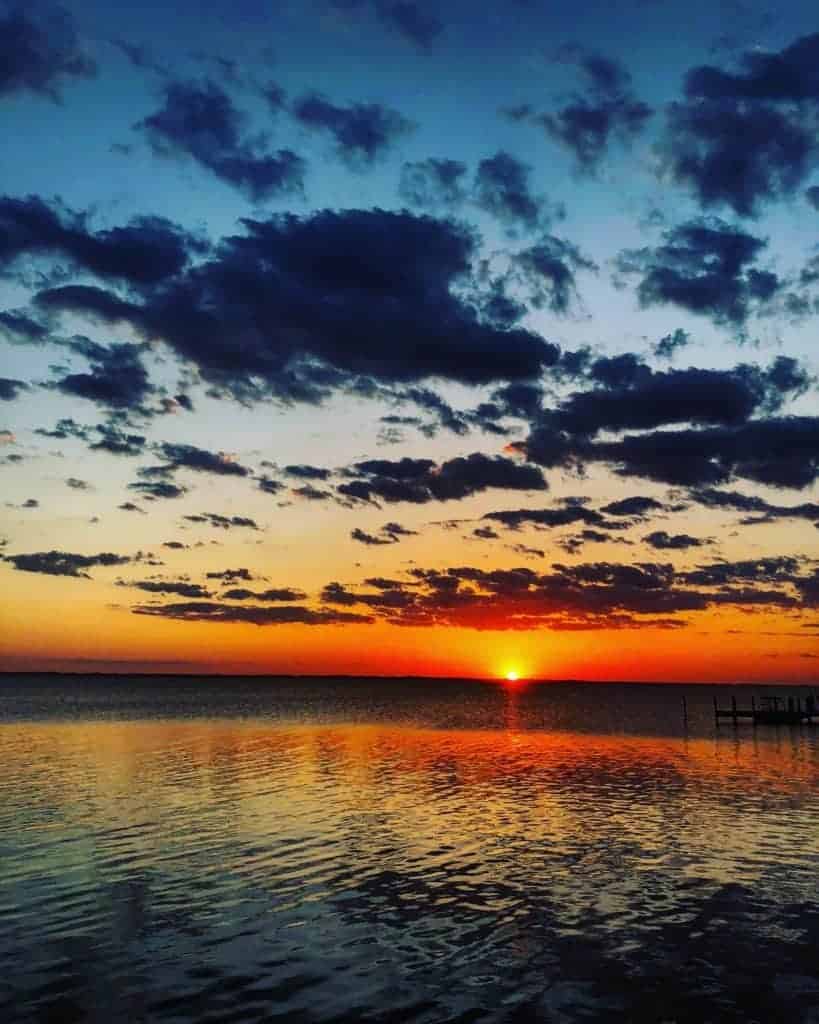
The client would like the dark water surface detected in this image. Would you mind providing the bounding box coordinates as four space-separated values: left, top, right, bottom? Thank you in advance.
1 675 818 1023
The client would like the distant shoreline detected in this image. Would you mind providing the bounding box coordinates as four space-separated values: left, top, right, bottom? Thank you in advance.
0 670 816 688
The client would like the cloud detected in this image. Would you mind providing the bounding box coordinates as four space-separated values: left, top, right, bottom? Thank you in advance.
643 531 706 550
339 452 547 505
601 496 666 518
38 208 561 404
136 79 306 200
687 487 819 524
616 218 780 327
182 512 260 529
653 328 691 360
350 522 414 545
257 475 285 495
292 483 333 501
206 567 254 581
540 357 810 438
0 194 203 286
3 549 130 577
321 554 812 631
292 92 414 167
328 1 443 50
375 1 443 49
132 601 373 625
128 480 187 500
0 378 27 400
156 442 249 476
597 417 819 489
118 501 145 513
484 504 611 530
511 235 597 313
658 34 819 215
0 309 48 344
399 158 468 209
0 6 96 102
52 338 153 411
473 151 556 232
537 52 653 172
124 579 211 598
221 587 307 601
65 477 89 490
283 464 332 480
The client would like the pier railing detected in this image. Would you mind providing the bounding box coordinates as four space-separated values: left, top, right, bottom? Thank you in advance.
714 694 819 726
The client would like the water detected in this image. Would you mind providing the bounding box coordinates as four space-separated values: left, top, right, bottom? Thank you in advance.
1 676 818 1023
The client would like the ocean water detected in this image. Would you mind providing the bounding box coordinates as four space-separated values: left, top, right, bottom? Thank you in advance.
1 676 818 1024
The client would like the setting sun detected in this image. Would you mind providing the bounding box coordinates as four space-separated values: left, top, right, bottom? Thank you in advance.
506 671 519 682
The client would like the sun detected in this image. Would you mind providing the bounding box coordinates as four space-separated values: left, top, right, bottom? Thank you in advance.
505 670 519 682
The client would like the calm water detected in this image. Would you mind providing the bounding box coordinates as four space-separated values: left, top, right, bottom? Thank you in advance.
1 676 818 1024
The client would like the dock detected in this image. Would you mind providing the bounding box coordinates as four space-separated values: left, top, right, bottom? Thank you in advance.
714 694 819 726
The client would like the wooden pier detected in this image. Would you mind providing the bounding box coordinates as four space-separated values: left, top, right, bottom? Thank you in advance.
714 694 819 726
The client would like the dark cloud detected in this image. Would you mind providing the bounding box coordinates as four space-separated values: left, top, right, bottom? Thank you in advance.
0 377 27 400
399 158 468 209
538 52 653 172
284 464 332 480
321 553 811 631
688 487 819 524
162 541 188 549
20 498 38 508
65 477 89 490
156 442 249 476
601 496 666 518
0 194 203 285
375 1 443 49
257 475 285 495
659 34 819 216
680 556 802 587
542 358 810 438
512 235 597 313
484 504 611 530
182 512 260 529
124 579 211 598
0 6 96 102
53 338 153 411
3 549 130 578
351 527 394 546
292 483 333 501
39 209 561 404
340 452 547 505
118 501 145 513
206 568 254 581
806 186 819 210
653 328 691 360
616 219 780 327
644 531 705 550
473 526 499 540
0 309 49 344
586 417 819 489
128 480 187 500
292 93 413 167
473 151 555 232
221 587 307 601
328 0 443 50
132 601 373 625
136 79 306 200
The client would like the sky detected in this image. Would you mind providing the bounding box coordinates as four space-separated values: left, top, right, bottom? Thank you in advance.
1 0 818 681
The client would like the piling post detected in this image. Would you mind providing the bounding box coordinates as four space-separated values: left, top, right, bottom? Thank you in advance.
714 695 719 727
731 695 738 724
682 694 688 730
751 695 756 727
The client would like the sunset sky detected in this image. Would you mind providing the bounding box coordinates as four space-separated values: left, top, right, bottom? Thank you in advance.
1 0 818 681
